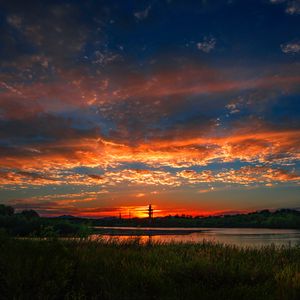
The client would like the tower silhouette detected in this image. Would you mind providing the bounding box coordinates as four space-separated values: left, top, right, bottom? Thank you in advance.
148 204 154 219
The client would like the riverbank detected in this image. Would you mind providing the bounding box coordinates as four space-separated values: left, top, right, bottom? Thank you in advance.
0 236 299 299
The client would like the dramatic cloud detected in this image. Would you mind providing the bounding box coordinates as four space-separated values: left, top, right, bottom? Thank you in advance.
0 0 299 216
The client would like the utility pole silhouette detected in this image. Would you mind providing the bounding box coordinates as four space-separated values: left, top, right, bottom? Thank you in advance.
148 204 154 221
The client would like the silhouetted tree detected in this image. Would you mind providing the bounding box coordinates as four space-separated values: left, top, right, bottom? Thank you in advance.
20 209 39 219
0 204 14 216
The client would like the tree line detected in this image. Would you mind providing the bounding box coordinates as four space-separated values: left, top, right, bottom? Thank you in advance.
0 204 90 237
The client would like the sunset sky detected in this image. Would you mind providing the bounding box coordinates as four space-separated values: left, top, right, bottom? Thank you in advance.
0 0 299 217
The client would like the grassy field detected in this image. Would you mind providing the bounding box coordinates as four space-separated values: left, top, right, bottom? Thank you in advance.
0 235 300 300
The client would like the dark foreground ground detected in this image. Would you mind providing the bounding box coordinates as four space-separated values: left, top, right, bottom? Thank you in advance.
0 235 300 300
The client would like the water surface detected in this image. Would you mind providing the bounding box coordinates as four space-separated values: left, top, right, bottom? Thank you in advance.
92 227 300 247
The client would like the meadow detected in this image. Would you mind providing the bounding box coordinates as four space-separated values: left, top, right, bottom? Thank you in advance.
0 234 300 300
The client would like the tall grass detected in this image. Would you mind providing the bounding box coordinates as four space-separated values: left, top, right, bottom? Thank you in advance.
0 234 299 300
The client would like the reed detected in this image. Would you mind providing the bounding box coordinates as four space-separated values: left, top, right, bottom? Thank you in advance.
0 234 300 299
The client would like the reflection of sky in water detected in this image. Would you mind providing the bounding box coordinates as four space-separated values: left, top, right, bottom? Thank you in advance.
92 228 300 248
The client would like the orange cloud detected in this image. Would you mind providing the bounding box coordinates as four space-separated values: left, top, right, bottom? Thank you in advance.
177 166 300 185
1 62 299 193
0 126 299 189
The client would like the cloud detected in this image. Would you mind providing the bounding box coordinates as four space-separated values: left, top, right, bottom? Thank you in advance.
103 169 180 187
197 37 216 53
92 50 121 66
0 2 299 195
0 0 299 217
134 5 152 20
135 193 145 197
2 124 299 189
0 166 181 189
198 187 215 193
0 170 61 187
177 166 300 185
281 41 300 54
0 125 299 189
177 170 213 183
6 14 22 29
226 102 240 114
5 190 252 218
5 162 299 216
286 0 300 14
1 62 299 126
8 196 120 217
270 0 300 15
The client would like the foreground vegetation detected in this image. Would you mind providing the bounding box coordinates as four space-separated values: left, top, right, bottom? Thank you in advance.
0 234 300 300
1 205 300 299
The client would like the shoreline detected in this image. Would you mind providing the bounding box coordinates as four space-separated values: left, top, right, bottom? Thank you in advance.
92 228 205 236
